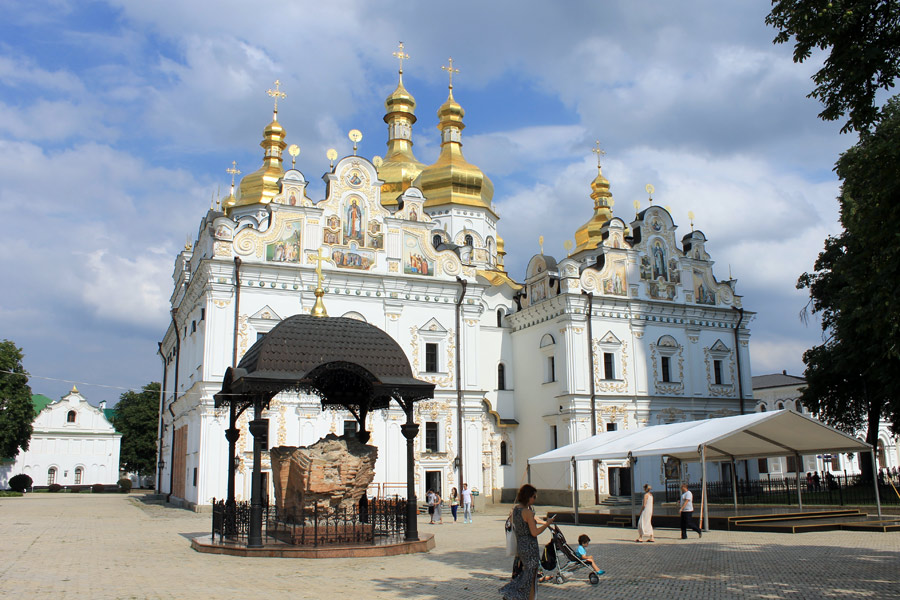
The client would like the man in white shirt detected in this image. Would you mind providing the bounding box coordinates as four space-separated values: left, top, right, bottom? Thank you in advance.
679 483 702 539
460 483 473 523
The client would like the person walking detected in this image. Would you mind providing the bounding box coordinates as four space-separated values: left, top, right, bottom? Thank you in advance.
450 487 459 523
679 483 702 539
426 489 435 524
433 490 443 524
635 484 655 542
461 482 473 523
499 484 555 600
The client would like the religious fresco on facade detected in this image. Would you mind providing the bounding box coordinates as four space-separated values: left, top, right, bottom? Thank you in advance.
332 244 375 270
648 280 677 300
367 221 384 250
287 190 300 206
403 232 434 276
694 270 716 305
343 197 366 244
639 237 680 300
265 222 302 263
668 259 681 284
651 240 668 280
602 261 627 296
530 280 548 303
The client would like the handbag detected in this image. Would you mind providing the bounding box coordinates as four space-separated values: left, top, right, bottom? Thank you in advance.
505 513 517 557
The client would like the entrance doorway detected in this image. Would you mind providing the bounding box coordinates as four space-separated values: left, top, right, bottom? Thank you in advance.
609 466 632 497
425 470 442 496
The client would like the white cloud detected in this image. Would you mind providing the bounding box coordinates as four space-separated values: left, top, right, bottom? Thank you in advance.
80 249 171 327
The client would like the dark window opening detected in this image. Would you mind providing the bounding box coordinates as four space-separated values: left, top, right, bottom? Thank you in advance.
500 441 509 465
661 356 671 383
606 422 617 432
465 234 474 247
497 363 506 390
433 234 442 248
603 352 615 380
550 425 558 450
67 410 76 423
200 308 205 321
425 343 439 372
343 420 358 438
757 458 768 473
497 309 504 327
548 356 555 382
47 468 57 485
425 421 439 452
713 359 723 385
193 467 198 487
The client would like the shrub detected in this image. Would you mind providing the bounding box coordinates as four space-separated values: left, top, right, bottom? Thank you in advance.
8 474 32 493
117 478 132 493
0 490 23 497
92 483 105 493
48 483 62 493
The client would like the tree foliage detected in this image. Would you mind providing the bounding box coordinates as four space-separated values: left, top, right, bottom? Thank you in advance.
111 382 161 477
0 340 34 459
767 0 900 133
798 96 900 477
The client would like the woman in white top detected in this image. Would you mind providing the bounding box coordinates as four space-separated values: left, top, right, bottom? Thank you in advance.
635 484 655 542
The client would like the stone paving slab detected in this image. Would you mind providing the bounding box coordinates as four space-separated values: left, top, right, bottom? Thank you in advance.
0 493 898 599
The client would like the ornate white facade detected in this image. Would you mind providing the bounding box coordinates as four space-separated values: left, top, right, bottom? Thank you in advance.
1 388 121 488
157 72 754 508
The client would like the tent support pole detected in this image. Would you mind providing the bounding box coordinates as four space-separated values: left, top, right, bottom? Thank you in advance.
701 445 708 532
629 453 636 528
526 463 531 485
572 457 579 525
871 450 883 519
730 457 738 514
795 453 803 510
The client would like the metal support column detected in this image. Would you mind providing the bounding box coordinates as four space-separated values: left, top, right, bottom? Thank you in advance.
871 449 883 519
401 411 420 541
795 453 803 510
572 457 579 525
700 445 709 532
730 457 738 513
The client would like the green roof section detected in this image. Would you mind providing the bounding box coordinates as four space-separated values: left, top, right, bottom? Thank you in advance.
32 394 54 416
104 408 116 423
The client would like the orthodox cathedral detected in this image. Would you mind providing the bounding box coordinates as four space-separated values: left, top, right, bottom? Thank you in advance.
157 52 753 509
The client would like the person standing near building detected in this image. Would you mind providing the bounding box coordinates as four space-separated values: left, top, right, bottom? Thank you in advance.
449 487 459 523
461 482 473 523
678 483 702 539
426 489 436 524
635 484 655 542
433 490 443 524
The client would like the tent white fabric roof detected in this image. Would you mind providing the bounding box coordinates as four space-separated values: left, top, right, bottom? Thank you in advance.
528 410 870 465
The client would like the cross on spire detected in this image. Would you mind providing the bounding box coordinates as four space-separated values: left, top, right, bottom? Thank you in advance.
267 80 286 115
442 57 459 90
226 161 241 190
592 140 606 167
393 42 409 75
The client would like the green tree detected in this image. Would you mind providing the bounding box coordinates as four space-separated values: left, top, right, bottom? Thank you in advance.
798 96 900 478
111 382 161 477
0 340 34 459
767 0 900 133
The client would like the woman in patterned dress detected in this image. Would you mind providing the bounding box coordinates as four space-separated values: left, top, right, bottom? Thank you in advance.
500 484 555 600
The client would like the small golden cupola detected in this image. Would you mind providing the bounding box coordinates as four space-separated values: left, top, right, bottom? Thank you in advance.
574 143 615 252
414 58 496 219
233 81 288 210
379 43 426 207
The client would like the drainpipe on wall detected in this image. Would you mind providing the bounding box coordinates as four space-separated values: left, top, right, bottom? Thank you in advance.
455 276 468 491
731 306 749 482
582 290 598 504
168 308 181 503
227 257 242 507
156 342 168 494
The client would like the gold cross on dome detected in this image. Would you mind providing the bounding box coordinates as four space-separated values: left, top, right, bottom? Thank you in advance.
226 161 241 187
267 79 287 114
442 57 459 89
393 42 409 74
592 140 606 167
311 247 329 289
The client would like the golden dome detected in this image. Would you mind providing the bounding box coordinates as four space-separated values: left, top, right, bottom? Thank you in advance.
379 73 426 205
574 165 615 252
414 88 496 219
496 234 507 269
232 113 287 210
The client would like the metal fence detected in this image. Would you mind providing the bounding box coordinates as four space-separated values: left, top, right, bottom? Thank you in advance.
664 473 900 506
211 498 273 543
268 496 407 546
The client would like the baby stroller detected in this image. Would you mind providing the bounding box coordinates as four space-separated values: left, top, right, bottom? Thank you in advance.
540 524 601 585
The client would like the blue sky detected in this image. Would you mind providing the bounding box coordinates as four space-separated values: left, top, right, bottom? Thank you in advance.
0 1 848 405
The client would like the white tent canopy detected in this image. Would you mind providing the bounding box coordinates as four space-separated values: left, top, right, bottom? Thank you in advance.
527 410 880 527
528 410 871 465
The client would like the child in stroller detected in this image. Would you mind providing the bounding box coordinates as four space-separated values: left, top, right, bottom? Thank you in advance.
539 524 604 585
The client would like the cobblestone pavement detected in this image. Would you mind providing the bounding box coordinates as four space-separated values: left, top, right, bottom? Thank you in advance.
1 493 898 599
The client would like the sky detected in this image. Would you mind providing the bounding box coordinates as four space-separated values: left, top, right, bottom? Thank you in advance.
0 0 849 406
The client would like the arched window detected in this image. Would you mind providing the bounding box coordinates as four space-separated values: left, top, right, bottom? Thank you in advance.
794 399 803 412
67 410 76 423
496 309 504 328
433 234 442 248
47 467 57 485
498 363 506 390
776 402 784 410
74 467 83 485
759 404 767 413
465 234 474 247
500 441 509 466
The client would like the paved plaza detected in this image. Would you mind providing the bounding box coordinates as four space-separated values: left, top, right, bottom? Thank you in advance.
1 493 898 599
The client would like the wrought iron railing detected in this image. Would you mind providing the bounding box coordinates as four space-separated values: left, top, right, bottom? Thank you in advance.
211 498 273 542
663 473 900 506
267 496 407 546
